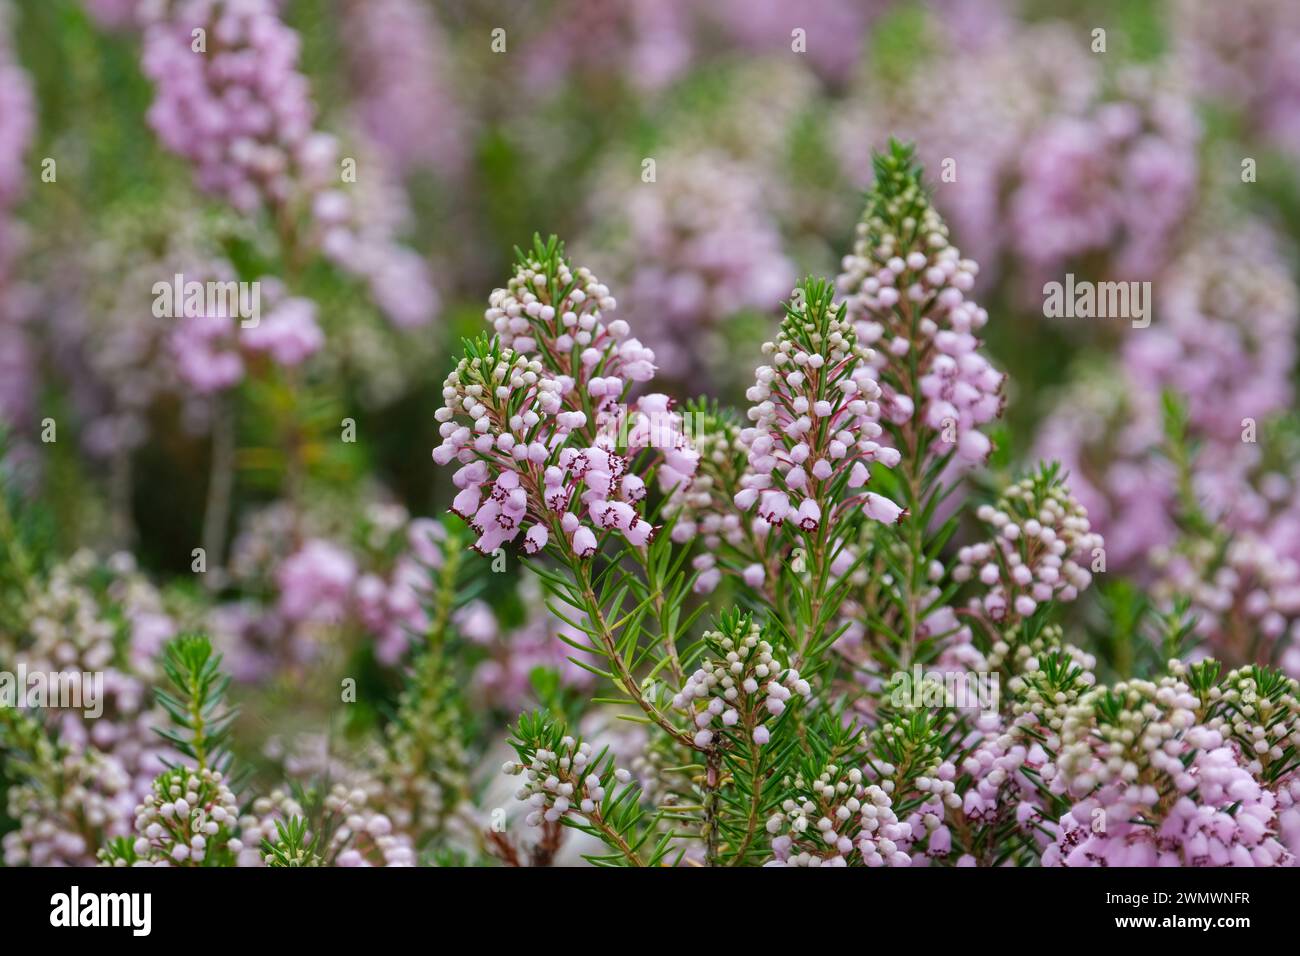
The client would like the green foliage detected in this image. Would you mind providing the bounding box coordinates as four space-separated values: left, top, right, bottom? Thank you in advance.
507 711 674 866
262 816 323 867
154 634 238 772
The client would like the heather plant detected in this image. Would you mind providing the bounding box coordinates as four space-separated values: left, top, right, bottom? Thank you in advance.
419 144 1300 867
8 0 1300 877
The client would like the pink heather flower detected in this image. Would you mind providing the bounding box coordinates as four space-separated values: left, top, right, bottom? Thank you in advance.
434 240 697 559
141 0 438 330
523 525 549 554
864 493 904 524
571 526 598 558
954 469 1103 624
1008 78 1198 282
339 0 466 179
584 149 795 384
837 146 1004 470
241 296 323 366
171 311 244 394
733 279 901 534
518 0 694 96
1174 0 1300 158
276 539 358 623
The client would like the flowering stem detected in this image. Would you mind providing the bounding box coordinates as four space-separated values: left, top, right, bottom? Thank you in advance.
568 556 697 751
186 673 210 774
798 519 832 665
703 749 722 865
628 546 685 687
587 808 646 867
729 729 766 866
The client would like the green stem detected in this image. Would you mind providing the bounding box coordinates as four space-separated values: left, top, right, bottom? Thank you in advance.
570 558 696 751
703 749 721 866
588 809 646 867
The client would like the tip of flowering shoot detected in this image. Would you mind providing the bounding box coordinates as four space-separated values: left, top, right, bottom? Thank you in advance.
452 334 514 380
862 139 932 240
161 633 218 679
776 276 856 354
869 139 924 198
487 238 626 359
872 138 920 177
513 233 566 276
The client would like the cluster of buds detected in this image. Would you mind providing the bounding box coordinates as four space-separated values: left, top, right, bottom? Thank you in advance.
142 0 320 214
672 617 811 749
503 732 633 828
1044 663 1300 866
765 765 912 867
103 766 241 866
1005 643 1096 733
926 697 1043 842
837 142 1004 467
22 550 131 674
662 402 749 548
486 246 632 367
2 716 144 866
140 0 436 328
231 787 306 866
1198 664 1300 782
434 343 643 556
434 239 698 558
319 783 416 867
927 643 1095 858
954 466 1104 623
484 240 696 491
1151 528 1300 678
869 708 950 804
1049 744 1294 867
734 278 902 534
257 761 433 867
